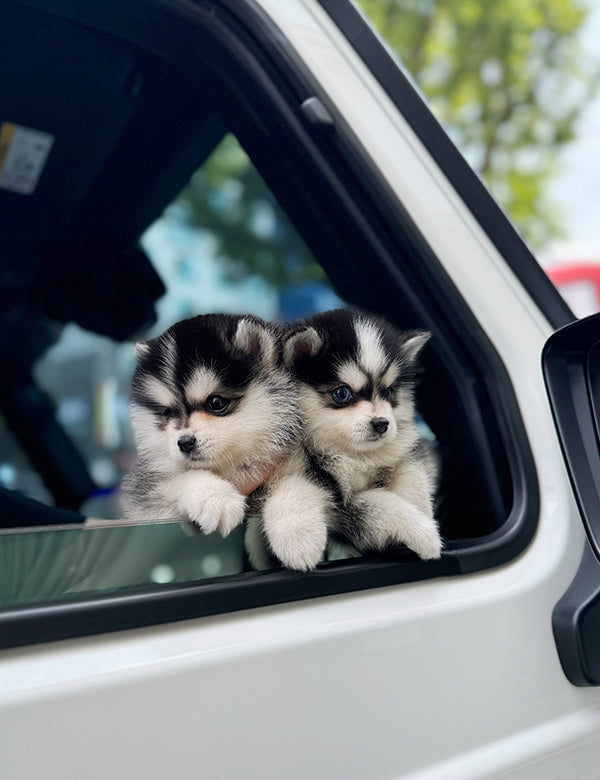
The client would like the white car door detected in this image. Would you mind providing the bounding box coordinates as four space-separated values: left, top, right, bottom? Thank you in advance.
1 1 600 778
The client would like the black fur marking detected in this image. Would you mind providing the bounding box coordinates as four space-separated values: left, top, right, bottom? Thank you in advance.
303 449 398 546
153 411 183 431
330 500 377 553
285 310 359 387
171 317 255 390
131 314 280 415
379 384 396 402
356 381 374 401
122 463 166 510
285 309 426 391
137 315 267 385
304 449 344 504
371 466 394 489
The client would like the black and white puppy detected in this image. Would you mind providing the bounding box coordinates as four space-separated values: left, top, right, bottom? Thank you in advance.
121 313 302 537
279 308 442 562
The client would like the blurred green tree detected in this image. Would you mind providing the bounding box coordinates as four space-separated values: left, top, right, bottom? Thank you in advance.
358 0 596 247
177 0 597 285
177 134 325 288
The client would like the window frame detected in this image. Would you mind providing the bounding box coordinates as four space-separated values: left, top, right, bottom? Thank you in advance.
0 0 540 648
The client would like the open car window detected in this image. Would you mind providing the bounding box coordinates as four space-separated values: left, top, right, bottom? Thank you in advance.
0 0 539 647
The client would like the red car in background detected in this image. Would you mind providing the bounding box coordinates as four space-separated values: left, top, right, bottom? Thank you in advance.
547 262 600 317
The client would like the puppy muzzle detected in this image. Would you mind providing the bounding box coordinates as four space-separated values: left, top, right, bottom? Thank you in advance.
369 417 389 437
177 433 208 462
178 434 197 454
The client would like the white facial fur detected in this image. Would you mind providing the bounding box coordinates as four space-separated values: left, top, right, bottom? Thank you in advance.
131 366 290 477
355 318 388 376
130 317 297 481
289 317 428 461
299 383 409 457
183 366 220 406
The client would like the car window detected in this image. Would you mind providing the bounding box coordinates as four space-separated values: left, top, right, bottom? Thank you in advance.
0 0 537 646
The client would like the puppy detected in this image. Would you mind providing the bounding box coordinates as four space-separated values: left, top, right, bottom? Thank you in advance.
279 308 442 562
121 313 301 537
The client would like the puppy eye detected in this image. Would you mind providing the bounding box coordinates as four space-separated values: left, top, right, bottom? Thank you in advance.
157 406 176 418
206 395 231 415
331 385 354 406
381 387 394 401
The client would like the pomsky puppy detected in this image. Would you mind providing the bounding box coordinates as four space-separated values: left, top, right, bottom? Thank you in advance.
121 313 303 537
278 308 442 563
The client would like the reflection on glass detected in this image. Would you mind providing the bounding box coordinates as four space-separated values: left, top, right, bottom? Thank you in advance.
0 520 247 608
0 519 360 609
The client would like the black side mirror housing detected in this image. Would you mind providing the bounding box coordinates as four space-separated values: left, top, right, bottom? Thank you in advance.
543 312 600 685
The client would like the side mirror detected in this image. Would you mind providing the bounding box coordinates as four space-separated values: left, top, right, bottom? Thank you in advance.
543 312 600 685
543 313 600 560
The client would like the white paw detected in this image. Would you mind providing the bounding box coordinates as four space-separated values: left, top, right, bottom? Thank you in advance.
401 509 442 560
269 520 328 571
184 483 246 537
357 489 442 560
262 476 330 571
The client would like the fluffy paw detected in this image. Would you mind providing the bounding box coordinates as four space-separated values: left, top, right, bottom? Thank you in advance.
269 519 328 571
262 476 330 571
400 509 442 560
355 489 442 560
183 481 246 537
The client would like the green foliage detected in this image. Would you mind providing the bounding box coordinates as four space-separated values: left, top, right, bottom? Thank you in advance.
357 0 597 247
177 134 325 286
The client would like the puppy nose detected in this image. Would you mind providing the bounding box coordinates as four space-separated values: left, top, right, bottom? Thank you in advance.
177 434 197 454
370 417 389 435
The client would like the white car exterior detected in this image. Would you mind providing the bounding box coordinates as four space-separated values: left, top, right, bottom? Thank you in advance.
1 2 598 778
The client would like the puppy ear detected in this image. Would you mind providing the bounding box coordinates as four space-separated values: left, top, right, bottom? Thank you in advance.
233 317 277 366
134 341 150 360
401 331 430 365
283 327 323 367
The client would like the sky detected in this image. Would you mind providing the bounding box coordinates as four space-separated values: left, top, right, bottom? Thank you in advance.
542 1 600 267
